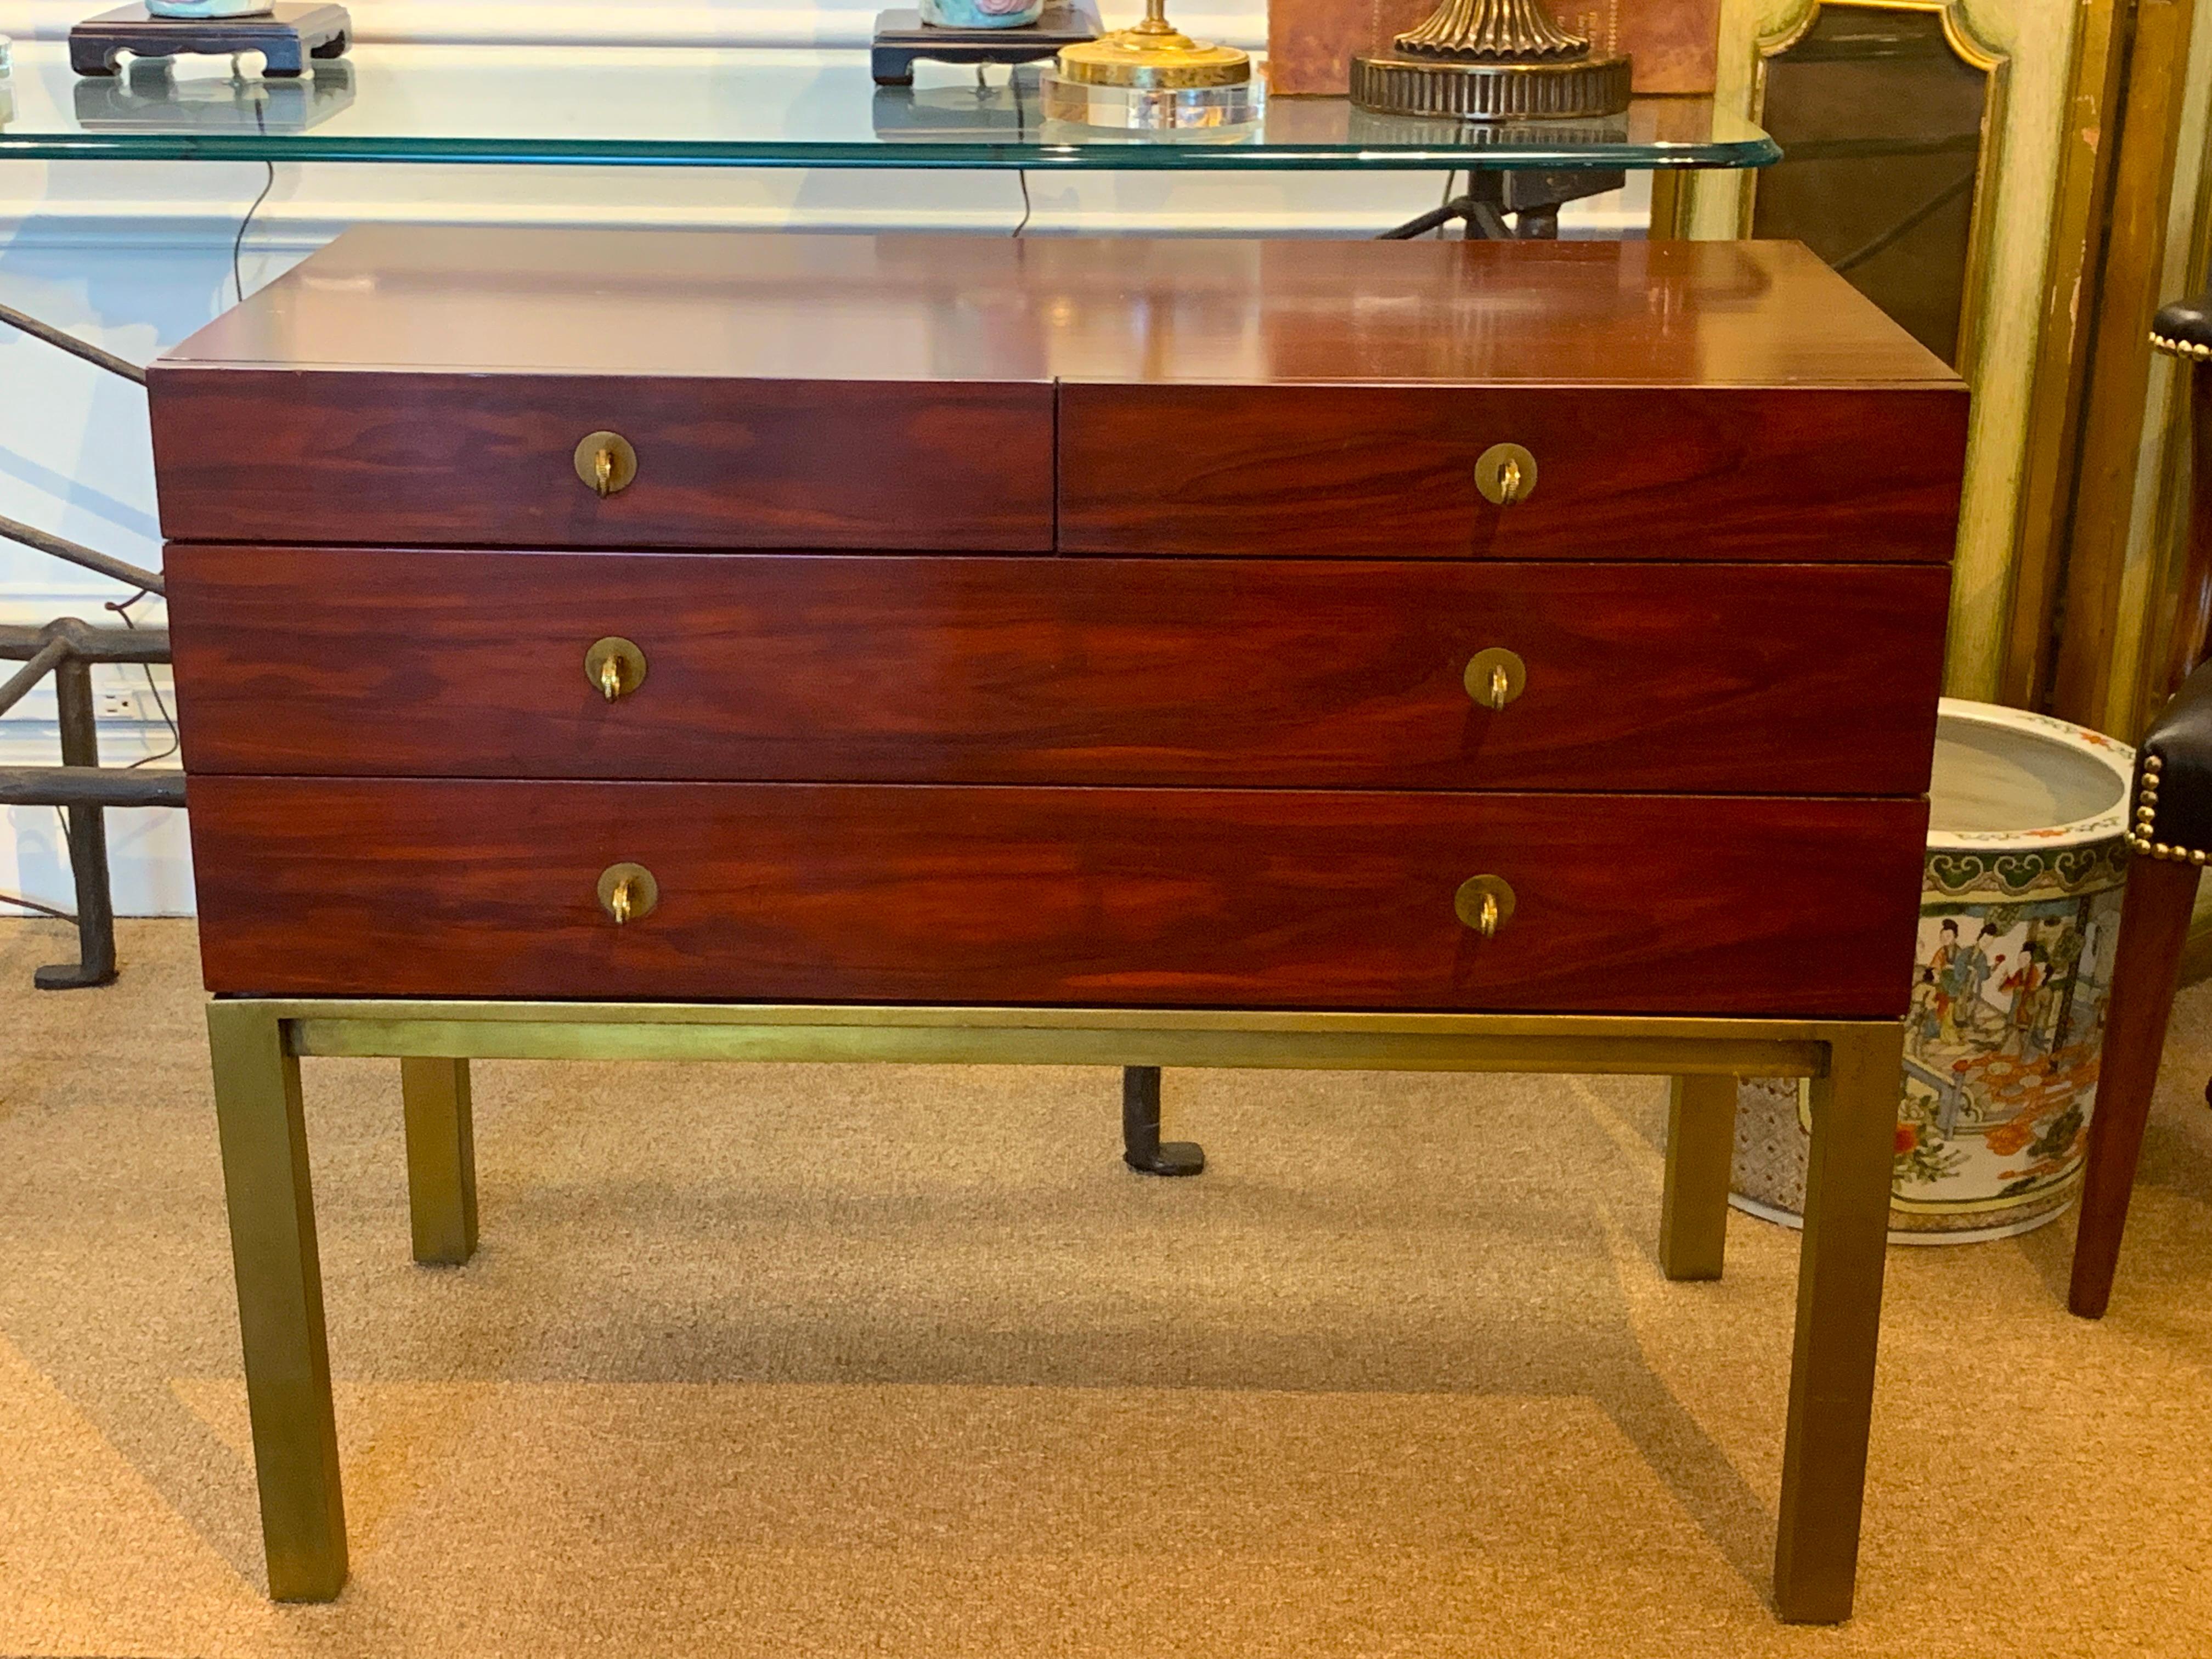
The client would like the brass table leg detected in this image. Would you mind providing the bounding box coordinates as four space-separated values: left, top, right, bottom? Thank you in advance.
206 1000 348 1602
1773 1022 1902 1624
401 1058 478 1266
1658 1073 1737 1281
201 1000 1894 1617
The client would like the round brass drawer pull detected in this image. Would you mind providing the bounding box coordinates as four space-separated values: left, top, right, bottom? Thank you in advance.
597 862 658 925
1464 646 1526 711
1475 442 1537 506
575 430 638 498
1454 874 1516 938
584 636 647 702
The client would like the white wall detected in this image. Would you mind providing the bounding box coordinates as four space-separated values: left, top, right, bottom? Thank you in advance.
0 0 1645 916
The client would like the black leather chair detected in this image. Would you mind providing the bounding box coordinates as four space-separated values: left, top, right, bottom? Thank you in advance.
2068 274 2212 1317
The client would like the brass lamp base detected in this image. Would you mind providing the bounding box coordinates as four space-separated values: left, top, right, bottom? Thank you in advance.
1350 50 1629 120
1053 0 1249 89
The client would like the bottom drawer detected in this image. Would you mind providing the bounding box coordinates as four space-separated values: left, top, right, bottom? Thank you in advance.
187 780 1927 1015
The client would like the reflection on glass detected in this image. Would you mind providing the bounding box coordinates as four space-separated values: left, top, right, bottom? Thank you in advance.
0 40 1779 171
1752 7 1989 366
73 58 354 131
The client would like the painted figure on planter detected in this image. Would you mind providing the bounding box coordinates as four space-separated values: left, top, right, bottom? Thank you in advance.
1732 702 2134 1242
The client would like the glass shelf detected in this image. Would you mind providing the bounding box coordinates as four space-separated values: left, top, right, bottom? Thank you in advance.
0 43 1779 172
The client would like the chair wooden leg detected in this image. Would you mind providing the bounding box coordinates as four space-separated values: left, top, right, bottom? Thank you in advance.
2069 855 2201 1318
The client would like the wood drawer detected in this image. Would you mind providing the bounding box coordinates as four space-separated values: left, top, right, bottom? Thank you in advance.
167 547 1949 794
1057 383 1967 561
187 779 1927 1015
146 370 1054 551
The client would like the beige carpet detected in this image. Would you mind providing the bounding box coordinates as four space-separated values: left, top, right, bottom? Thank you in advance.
5 918 2212 1657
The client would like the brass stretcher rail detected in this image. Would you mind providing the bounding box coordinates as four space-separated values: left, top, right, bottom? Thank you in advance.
206 997 1905 1624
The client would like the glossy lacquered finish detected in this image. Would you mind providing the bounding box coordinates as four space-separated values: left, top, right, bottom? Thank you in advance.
149 372 1053 551
148 230 1963 555
165 547 1951 793
156 229 1954 387
185 778 1928 1014
1058 383 1967 561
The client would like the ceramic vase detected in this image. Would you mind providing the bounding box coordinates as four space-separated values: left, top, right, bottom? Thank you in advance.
920 0 1048 27
146 0 278 18
1732 698 2134 1243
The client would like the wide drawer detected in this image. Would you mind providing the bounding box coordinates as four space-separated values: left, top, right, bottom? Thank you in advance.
1058 383 1968 561
167 548 1950 794
147 369 1054 551
187 780 1927 1015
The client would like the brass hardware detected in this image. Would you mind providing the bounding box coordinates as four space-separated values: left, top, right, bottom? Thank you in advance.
596 862 659 925
1464 646 1527 710
574 431 637 498
1475 442 1538 506
583 637 647 702
1454 874 1517 937
1054 0 1251 88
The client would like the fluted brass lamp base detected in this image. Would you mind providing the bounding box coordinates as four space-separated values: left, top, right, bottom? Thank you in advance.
1350 50 1629 120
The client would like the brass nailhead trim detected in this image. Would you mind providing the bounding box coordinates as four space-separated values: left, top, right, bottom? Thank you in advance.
2152 330 2212 360
2127 759 2210 861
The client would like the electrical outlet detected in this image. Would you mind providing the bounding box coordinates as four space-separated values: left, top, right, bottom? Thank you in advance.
97 688 159 723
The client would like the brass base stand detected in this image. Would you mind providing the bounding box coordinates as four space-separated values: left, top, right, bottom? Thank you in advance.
1350 51 1630 121
1348 0 1632 122
207 996 1901 1622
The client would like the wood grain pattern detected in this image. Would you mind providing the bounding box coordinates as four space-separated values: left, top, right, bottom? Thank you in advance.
148 371 1054 551
157 228 1960 392
187 778 1929 1015
1058 383 1968 561
166 546 1951 794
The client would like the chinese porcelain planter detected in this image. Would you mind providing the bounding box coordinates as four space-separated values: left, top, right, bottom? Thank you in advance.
1733 699 2134 1243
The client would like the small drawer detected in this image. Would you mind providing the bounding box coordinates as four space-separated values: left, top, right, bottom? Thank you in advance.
188 778 1927 1016
148 369 1054 551
1057 382 1967 562
166 546 1950 794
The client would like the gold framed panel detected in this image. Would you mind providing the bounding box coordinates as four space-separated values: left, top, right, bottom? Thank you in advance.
1746 0 2007 381
1680 0 2082 703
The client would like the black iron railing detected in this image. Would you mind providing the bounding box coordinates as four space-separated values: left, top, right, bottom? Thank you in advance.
0 306 176 989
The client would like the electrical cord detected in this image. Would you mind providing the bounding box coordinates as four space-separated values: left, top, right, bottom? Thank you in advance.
231 78 276 304
105 590 179 769
233 160 276 305
1011 68 1033 237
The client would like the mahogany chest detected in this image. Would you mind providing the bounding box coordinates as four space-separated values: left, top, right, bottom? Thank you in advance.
150 228 1965 1015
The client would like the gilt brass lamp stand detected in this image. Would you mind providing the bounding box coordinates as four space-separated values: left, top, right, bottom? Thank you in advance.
1041 0 1259 128
1352 0 1630 121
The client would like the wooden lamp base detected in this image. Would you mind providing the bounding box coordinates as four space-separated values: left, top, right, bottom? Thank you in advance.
70 2 351 77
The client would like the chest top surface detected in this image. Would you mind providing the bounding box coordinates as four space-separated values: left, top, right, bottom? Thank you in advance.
157 225 1959 391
